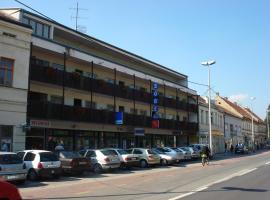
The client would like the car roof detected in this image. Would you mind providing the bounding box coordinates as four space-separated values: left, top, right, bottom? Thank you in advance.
0 152 16 155
19 150 52 153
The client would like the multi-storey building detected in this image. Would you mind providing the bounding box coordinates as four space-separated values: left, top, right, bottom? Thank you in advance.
0 8 199 151
0 14 32 151
198 97 224 153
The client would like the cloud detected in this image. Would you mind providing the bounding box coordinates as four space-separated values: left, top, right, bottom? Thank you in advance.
228 94 249 103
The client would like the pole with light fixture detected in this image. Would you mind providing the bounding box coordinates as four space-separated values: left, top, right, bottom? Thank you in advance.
267 108 270 139
250 97 256 151
201 60 216 155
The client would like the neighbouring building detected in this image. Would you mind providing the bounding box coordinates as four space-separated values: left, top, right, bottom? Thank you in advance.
198 97 225 153
0 14 32 151
0 8 199 151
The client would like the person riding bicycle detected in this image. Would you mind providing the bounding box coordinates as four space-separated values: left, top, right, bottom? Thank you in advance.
201 145 210 160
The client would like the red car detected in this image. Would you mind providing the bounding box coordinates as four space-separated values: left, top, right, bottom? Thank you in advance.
0 180 22 200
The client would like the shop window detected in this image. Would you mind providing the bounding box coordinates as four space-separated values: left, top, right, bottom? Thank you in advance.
140 110 147 116
130 108 138 115
0 125 13 152
107 104 114 111
0 57 14 87
118 81 125 87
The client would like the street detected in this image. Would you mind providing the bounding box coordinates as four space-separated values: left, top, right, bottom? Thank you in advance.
19 150 270 200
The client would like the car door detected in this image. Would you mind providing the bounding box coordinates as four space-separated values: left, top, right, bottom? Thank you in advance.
23 152 36 171
86 150 97 169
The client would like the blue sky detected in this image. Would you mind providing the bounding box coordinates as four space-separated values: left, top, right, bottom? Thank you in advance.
1 0 270 118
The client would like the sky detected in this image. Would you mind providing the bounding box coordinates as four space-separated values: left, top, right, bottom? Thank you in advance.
1 0 270 119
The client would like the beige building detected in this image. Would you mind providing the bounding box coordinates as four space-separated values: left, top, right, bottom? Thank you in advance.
0 14 32 151
0 8 198 151
198 97 225 153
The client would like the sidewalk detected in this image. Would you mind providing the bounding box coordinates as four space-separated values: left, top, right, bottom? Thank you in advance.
214 149 269 160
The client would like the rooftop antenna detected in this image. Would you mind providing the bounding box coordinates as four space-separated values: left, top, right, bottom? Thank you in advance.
70 1 88 32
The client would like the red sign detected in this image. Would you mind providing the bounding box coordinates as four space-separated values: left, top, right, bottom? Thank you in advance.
30 120 51 128
152 120 159 128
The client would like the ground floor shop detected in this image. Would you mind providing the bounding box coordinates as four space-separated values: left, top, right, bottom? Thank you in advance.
25 127 196 151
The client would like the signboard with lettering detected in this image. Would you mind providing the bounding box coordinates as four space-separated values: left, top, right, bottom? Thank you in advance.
134 128 145 136
152 82 159 128
115 112 123 125
30 120 51 128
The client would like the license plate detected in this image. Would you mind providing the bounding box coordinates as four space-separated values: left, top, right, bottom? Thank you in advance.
131 157 137 160
7 175 17 180
48 165 57 168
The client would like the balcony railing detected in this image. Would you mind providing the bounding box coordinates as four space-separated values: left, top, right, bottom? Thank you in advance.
30 63 198 113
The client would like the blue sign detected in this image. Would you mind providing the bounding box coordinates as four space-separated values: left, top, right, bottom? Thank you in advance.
134 128 145 136
153 98 159 104
153 82 159 90
153 105 159 112
115 112 123 125
153 91 159 97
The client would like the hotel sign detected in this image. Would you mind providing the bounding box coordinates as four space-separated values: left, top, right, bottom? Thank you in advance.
30 120 51 128
152 82 159 128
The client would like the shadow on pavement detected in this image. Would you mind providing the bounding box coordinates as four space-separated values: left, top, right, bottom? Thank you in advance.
222 186 268 192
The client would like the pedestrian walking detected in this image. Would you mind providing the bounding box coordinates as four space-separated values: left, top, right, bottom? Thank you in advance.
230 144 234 154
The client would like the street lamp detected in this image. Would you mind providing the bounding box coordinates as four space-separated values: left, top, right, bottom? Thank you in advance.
201 60 216 155
267 108 270 139
250 97 256 151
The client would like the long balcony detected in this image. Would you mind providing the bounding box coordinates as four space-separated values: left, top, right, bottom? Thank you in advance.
28 101 198 132
30 63 198 113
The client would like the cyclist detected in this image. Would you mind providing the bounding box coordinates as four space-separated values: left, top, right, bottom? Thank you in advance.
201 145 210 165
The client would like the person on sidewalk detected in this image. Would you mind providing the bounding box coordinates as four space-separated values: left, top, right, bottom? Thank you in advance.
225 142 227 153
230 144 234 154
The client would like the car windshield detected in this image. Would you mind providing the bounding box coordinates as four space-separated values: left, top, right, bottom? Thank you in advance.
100 150 118 156
171 148 180 152
60 151 81 158
153 149 163 154
117 149 128 155
147 149 158 155
40 152 59 162
0 154 22 164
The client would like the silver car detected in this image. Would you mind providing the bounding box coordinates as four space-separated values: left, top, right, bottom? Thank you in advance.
0 152 27 184
80 149 121 173
178 147 192 160
127 148 160 168
182 147 200 159
152 148 176 165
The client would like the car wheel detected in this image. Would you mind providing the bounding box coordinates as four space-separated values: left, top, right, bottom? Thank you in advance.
93 164 103 174
28 169 38 181
140 160 148 168
160 159 168 166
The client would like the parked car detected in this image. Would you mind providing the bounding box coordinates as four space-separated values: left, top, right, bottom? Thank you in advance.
0 152 27 184
127 148 160 168
56 151 90 175
235 144 249 154
170 147 186 161
155 147 183 163
152 148 176 165
178 147 192 160
182 147 200 159
189 144 208 153
79 149 121 173
104 148 140 169
17 150 62 181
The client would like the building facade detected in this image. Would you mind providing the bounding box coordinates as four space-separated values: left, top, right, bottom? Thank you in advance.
0 14 32 151
0 9 199 151
198 97 225 153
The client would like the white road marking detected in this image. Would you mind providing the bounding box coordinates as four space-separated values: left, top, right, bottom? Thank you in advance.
168 186 208 200
168 168 258 200
265 161 270 165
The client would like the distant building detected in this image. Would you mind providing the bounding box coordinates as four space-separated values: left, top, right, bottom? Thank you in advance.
198 97 225 153
0 14 32 151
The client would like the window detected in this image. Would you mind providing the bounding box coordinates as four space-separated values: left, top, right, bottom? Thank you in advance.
24 152 36 161
140 87 147 92
205 111 209 124
118 81 125 87
0 125 13 152
0 57 14 86
74 99 82 107
200 110 204 124
51 63 64 71
17 152 26 160
107 104 114 111
105 78 114 84
39 152 59 162
86 150 96 157
133 149 143 154
119 106 125 112
50 95 62 104
140 110 147 116
22 16 50 39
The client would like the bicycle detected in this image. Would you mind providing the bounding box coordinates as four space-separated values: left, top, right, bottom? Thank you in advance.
201 153 209 166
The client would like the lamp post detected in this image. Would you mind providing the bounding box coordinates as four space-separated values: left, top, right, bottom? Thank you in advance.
201 60 216 155
267 108 270 139
250 97 256 151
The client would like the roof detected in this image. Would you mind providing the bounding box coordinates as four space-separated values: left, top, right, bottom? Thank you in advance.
21 150 51 153
243 107 265 124
221 97 252 120
0 11 31 29
19 8 188 79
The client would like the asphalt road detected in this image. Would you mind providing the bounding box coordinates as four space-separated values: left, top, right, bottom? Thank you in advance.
19 151 270 200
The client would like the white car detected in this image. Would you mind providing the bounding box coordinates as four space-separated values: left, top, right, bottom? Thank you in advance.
80 149 121 173
178 147 192 160
104 148 140 169
17 150 62 181
152 148 176 165
0 152 27 183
